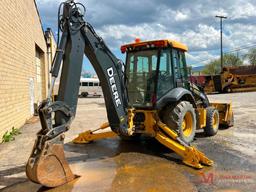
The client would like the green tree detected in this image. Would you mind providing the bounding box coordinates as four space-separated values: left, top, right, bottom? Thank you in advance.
243 48 256 65
202 60 220 75
202 54 243 75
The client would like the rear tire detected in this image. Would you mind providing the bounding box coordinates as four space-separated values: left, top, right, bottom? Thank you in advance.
204 107 219 136
162 101 196 144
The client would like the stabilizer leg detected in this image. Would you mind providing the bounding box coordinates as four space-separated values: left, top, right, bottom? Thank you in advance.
156 121 213 169
73 122 118 144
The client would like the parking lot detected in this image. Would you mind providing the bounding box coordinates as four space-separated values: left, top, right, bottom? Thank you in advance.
0 92 255 192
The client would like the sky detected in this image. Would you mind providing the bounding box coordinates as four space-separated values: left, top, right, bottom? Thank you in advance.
36 0 256 73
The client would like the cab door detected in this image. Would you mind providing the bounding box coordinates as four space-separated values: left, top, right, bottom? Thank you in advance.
172 49 189 89
156 49 175 99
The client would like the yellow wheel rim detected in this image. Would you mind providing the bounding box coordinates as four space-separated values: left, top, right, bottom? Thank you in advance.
182 111 193 137
213 112 218 129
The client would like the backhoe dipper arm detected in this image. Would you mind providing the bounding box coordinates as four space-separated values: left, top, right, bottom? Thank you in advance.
26 0 129 187
81 23 129 135
52 1 129 136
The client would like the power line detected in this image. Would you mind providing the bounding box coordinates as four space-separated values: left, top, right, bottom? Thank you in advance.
189 44 256 65
190 41 256 53
224 44 256 54
190 51 250 66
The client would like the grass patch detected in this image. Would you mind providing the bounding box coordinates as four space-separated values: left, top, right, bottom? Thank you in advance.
1 127 21 143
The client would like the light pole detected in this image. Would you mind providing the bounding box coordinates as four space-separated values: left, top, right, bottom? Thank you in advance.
216 15 227 72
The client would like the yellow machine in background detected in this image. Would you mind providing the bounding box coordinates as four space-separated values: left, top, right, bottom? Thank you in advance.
221 65 256 93
191 65 256 94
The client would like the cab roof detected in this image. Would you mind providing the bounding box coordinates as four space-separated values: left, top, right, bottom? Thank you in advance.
121 39 188 53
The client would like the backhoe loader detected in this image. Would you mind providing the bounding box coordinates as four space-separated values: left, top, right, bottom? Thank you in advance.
26 0 234 188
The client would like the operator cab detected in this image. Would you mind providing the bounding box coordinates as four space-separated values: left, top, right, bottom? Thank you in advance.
121 39 189 108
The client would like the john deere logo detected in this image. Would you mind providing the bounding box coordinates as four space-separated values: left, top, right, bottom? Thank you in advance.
107 67 122 107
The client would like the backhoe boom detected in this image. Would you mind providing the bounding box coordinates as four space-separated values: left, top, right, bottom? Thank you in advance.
26 1 129 187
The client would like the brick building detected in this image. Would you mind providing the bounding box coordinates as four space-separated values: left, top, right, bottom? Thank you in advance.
0 1 55 138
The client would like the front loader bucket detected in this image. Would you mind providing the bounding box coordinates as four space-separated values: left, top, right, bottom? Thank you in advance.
26 134 75 188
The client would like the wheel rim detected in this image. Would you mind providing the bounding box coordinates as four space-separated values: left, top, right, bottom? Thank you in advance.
213 112 218 129
182 111 193 137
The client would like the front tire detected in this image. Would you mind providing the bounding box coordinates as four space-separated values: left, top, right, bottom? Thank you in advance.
204 107 219 136
162 101 196 144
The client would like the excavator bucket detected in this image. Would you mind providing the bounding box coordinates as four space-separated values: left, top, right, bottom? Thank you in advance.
26 134 75 187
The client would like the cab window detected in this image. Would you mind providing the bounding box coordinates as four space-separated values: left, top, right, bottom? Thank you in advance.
172 49 188 88
157 50 174 98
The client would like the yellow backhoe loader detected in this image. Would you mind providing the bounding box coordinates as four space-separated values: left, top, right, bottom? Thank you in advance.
26 0 234 188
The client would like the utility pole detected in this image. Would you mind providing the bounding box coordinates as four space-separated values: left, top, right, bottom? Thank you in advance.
216 15 227 72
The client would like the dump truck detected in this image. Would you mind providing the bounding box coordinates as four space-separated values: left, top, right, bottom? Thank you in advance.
25 0 234 188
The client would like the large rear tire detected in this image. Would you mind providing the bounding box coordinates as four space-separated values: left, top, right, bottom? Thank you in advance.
162 101 196 144
204 107 219 136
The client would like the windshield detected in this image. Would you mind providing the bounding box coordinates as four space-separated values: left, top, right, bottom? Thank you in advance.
126 50 158 107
